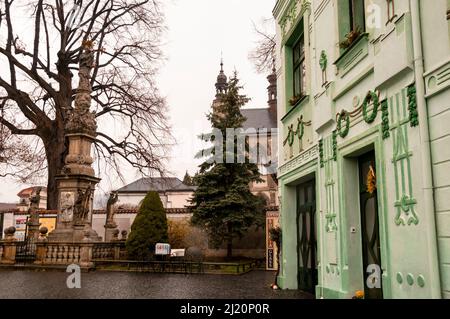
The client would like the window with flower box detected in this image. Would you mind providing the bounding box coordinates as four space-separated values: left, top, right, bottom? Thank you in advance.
284 21 307 111
338 0 366 52
293 34 306 101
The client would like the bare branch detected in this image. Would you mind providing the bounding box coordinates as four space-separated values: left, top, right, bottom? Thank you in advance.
0 0 170 208
248 19 276 74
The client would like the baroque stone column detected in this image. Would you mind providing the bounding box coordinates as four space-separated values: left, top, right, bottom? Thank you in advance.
27 187 42 241
104 191 119 242
48 41 101 242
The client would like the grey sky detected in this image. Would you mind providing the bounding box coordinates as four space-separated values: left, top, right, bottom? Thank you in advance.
0 0 275 204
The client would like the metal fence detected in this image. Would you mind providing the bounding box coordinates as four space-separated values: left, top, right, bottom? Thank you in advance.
15 238 37 265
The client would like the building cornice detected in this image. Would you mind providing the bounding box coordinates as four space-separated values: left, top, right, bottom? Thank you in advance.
117 189 195 195
92 208 192 215
1 206 279 215
273 0 288 19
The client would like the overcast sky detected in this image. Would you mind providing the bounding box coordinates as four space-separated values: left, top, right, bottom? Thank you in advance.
0 0 276 204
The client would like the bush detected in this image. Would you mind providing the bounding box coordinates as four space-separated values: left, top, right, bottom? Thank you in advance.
126 191 168 260
168 219 189 249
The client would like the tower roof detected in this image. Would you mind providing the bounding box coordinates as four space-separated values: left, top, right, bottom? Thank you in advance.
267 59 277 84
215 60 228 93
217 61 227 82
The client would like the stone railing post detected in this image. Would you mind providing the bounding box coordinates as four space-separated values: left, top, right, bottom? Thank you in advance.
34 227 49 265
80 243 94 268
114 244 120 260
0 227 17 265
79 229 95 269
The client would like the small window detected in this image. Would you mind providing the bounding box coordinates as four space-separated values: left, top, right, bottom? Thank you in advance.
338 0 366 51
292 34 306 98
348 0 366 33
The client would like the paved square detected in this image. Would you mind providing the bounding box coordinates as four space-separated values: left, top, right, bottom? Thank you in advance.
0 270 313 299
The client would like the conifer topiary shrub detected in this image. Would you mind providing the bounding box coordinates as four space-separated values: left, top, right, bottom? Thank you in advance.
126 191 168 260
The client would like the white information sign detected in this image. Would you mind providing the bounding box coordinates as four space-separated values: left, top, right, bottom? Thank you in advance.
155 243 171 255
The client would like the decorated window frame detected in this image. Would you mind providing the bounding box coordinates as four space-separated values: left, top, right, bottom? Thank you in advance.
338 0 367 52
284 17 307 112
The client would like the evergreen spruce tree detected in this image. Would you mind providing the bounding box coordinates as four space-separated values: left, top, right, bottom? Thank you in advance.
182 171 193 186
190 74 265 258
126 191 168 260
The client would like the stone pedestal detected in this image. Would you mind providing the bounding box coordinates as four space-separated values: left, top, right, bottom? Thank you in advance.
26 216 41 241
73 224 88 242
80 231 95 269
0 227 17 265
104 224 119 242
27 224 41 241
34 227 49 265
79 243 94 269
0 243 17 265
48 174 101 242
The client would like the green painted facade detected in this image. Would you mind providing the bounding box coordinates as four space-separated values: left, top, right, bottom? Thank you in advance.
273 0 450 299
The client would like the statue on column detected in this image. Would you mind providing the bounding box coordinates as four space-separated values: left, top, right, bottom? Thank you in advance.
73 185 93 224
50 39 102 242
66 39 97 137
27 187 42 241
105 191 119 228
29 187 42 210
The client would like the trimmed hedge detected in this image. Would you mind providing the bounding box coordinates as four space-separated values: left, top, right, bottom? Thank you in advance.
126 191 168 260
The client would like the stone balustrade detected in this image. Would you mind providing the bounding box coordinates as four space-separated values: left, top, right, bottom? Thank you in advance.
92 242 125 260
32 242 126 268
35 242 83 265
1 225 126 269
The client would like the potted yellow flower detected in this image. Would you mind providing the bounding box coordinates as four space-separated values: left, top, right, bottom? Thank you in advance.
352 290 364 299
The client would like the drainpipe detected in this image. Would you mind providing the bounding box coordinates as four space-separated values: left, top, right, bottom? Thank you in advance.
410 0 441 298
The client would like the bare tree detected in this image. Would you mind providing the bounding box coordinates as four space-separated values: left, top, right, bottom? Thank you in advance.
0 0 171 209
248 18 276 74
0 119 46 181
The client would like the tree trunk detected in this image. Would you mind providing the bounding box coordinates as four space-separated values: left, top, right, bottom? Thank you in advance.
44 125 67 210
227 223 233 259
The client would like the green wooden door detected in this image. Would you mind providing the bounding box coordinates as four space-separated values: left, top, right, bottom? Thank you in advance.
358 151 383 299
296 180 318 294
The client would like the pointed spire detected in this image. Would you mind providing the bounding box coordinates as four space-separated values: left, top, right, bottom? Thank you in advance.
267 59 277 121
215 57 228 96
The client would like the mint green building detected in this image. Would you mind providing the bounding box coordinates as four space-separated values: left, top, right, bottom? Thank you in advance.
273 0 450 299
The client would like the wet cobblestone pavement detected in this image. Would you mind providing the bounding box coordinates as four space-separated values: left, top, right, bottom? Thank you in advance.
0 270 313 299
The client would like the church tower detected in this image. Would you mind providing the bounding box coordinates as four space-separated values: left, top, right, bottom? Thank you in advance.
267 62 277 121
212 60 228 116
